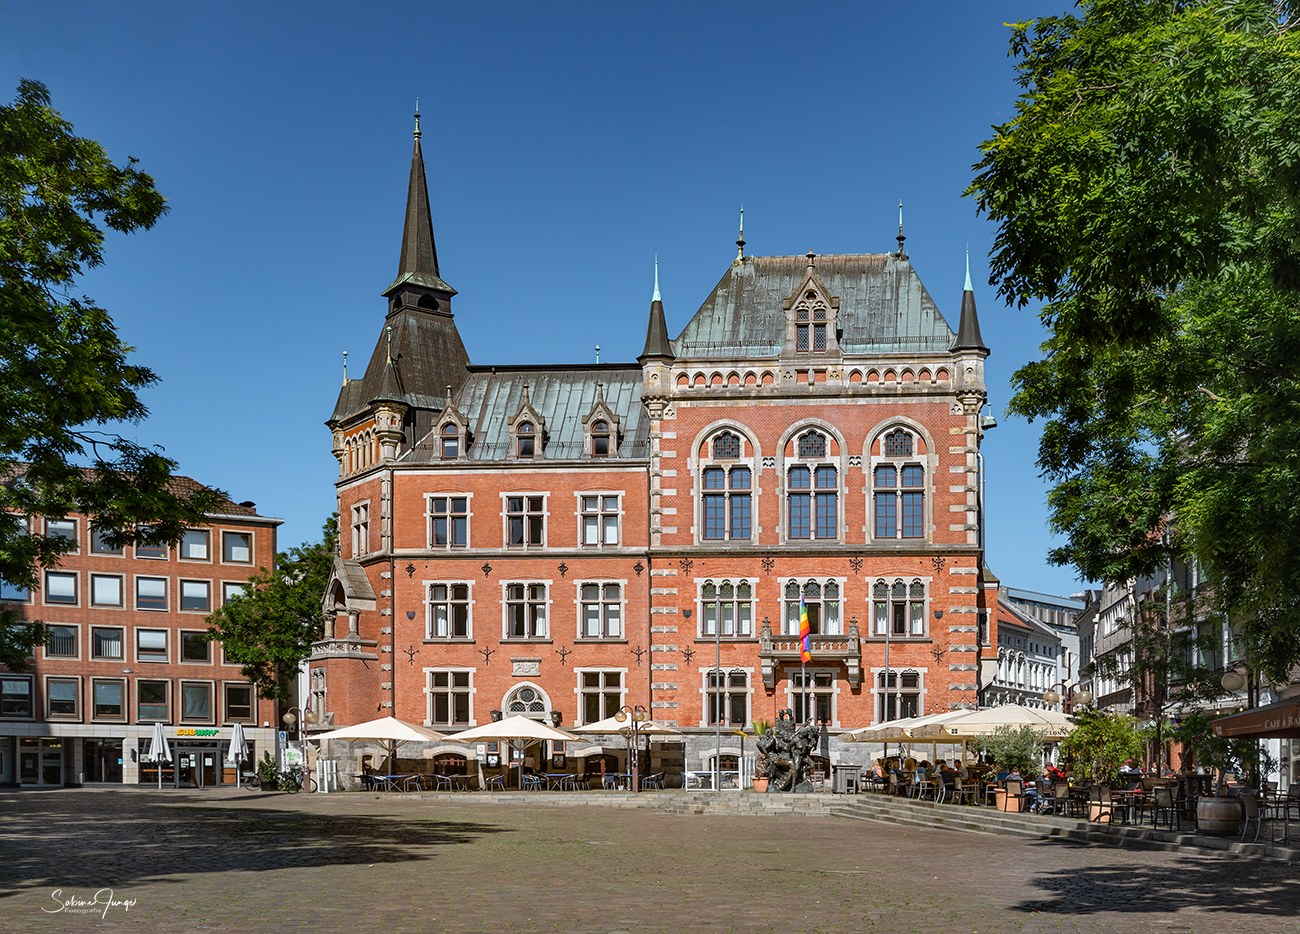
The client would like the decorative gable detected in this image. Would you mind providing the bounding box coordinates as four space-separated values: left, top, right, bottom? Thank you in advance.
780 251 842 360
436 386 471 461
508 385 546 460
582 383 620 458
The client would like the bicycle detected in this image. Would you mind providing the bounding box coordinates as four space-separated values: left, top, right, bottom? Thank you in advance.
237 766 261 790
278 765 317 794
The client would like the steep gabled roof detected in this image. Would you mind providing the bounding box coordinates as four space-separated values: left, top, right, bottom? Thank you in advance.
673 253 956 358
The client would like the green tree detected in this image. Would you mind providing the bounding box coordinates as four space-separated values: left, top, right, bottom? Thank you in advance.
1059 708 1143 785
1 78 223 671
968 2 1300 682
206 517 336 702
976 724 1047 776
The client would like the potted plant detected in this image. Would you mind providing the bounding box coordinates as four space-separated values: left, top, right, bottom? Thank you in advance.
1172 712 1277 836
256 752 280 791
977 725 1047 811
1058 708 1142 787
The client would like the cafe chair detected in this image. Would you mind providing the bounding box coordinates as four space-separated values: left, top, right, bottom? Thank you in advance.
1089 786 1115 824
1001 779 1027 812
484 773 506 792
1241 792 1281 844
642 772 665 790
1150 785 1180 832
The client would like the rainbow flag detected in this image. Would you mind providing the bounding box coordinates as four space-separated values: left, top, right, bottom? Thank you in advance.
799 596 812 662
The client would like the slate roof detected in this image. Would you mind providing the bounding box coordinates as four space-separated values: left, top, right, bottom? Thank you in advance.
673 253 956 358
406 365 648 462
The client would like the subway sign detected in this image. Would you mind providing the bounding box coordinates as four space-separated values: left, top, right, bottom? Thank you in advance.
175 729 221 737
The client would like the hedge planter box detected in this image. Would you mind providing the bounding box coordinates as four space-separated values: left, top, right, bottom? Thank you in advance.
1196 796 1244 836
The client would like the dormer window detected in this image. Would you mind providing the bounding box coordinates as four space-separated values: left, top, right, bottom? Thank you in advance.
441 423 459 460
518 423 535 458
795 291 828 353
591 421 610 457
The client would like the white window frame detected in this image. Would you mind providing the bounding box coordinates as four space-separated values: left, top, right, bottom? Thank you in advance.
701 667 753 728
502 581 550 639
425 668 475 727
424 580 474 640
425 493 473 549
779 577 846 636
873 667 925 724
870 578 930 638
501 492 548 550
351 500 370 557
575 491 622 548
575 668 627 725
786 666 839 727
574 579 626 640
697 578 758 638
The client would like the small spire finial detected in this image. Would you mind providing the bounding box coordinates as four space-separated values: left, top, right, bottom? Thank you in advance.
806 249 816 269
386 325 393 363
342 350 348 386
595 344 601 364
736 205 746 261
896 199 907 257
652 255 661 302
964 243 973 292
414 99 421 140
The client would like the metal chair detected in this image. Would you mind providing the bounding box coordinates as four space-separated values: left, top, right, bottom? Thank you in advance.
432 774 453 792
1240 791 1274 843
484 773 506 792
642 772 665 790
1000 779 1027 812
1090 786 1116 824
1150 785 1180 831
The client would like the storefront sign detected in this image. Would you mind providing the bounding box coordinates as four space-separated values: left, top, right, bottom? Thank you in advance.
175 729 221 737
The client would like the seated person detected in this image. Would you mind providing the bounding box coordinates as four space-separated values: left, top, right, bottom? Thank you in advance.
955 758 970 780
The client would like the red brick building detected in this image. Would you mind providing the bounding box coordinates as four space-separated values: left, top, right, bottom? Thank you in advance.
0 480 281 787
315 122 998 786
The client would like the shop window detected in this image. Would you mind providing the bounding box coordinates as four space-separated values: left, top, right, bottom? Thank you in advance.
46 625 76 657
92 627 124 660
47 679 78 718
136 576 167 610
430 671 471 725
580 495 620 546
181 683 212 722
505 583 547 638
579 671 622 724
181 631 211 663
580 583 621 638
706 669 748 726
701 580 753 637
428 584 471 639
180 580 210 612
181 529 210 560
783 580 840 636
430 496 469 547
137 629 168 662
93 680 125 720
224 684 254 722
222 532 252 564
84 739 123 783
1 677 32 717
138 681 169 721
91 574 122 607
44 570 77 605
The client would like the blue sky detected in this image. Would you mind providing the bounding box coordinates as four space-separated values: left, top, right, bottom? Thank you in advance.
1 1 1087 598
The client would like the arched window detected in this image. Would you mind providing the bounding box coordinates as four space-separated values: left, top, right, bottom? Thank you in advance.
784 579 841 636
788 465 837 540
874 432 924 540
872 579 926 637
798 431 826 458
517 422 535 458
713 432 740 459
441 423 459 459
591 421 610 457
884 429 913 457
505 684 548 717
700 580 753 636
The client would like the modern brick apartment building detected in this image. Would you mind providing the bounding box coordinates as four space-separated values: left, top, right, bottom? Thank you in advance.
0 480 281 787
315 120 998 787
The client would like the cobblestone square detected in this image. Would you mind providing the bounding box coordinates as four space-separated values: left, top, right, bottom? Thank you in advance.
2 788 1296 934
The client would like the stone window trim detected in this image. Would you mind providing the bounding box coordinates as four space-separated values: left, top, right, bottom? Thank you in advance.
774 420 845 545
223 682 256 723
700 666 753 728
423 579 475 640
582 387 621 459
220 581 249 607
351 500 371 558
781 271 842 358
45 675 81 721
90 524 122 556
134 574 169 612
872 666 926 725
503 681 554 720
696 578 759 639
43 569 78 607
501 492 548 550
870 577 932 639
44 623 79 660
136 678 170 723
90 573 124 609
180 629 214 665
135 627 169 663
179 679 216 724
425 668 476 727
778 576 846 637
221 530 254 565
501 580 551 640
0 675 35 720
91 677 127 722
574 668 627 725
693 425 758 545
784 666 839 728
508 386 547 461
573 578 628 641
178 578 212 614
91 626 125 661
865 419 935 544
44 516 79 552
574 491 623 548
180 528 212 562
425 492 473 549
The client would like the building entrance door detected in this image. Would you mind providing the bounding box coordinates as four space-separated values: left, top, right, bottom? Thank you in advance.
176 747 219 787
18 738 63 786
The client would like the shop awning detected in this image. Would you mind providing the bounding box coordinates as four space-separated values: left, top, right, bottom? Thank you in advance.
1211 698 1300 739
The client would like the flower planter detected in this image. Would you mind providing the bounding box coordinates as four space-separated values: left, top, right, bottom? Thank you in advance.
1196 796 1243 836
260 779 279 791
752 778 769 793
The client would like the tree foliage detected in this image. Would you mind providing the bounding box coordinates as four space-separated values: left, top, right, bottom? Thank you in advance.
0 78 224 671
206 517 336 702
969 2 1300 682
1059 707 1143 785
976 724 1047 776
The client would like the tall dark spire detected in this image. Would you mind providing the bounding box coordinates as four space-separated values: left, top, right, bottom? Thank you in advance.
951 249 989 354
639 257 675 363
384 107 455 298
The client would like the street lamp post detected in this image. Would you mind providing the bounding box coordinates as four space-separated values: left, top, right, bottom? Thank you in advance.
1042 683 1093 714
281 705 319 789
613 705 650 793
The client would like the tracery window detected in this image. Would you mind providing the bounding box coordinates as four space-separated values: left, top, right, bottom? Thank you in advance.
873 429 924 540
784 579 841 636
713 432 740 459
700 580 753 637
703 466 751 540
872 580 926 637
505 684 548 718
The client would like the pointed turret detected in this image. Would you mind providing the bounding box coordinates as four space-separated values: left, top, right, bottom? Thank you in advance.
638 258 674 364
384 109 456 301
951 250 989 354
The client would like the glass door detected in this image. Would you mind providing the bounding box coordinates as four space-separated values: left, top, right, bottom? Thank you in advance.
199 749 217 787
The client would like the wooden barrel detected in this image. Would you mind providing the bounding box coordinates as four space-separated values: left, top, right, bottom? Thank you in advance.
1196 796 1243 836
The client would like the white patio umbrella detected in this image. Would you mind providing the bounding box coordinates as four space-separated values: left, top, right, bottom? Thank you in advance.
143 721 172 790
446 715 579 789
224 722 249 769
572 714 681 785
912 704 1075 741
314 716 447 776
